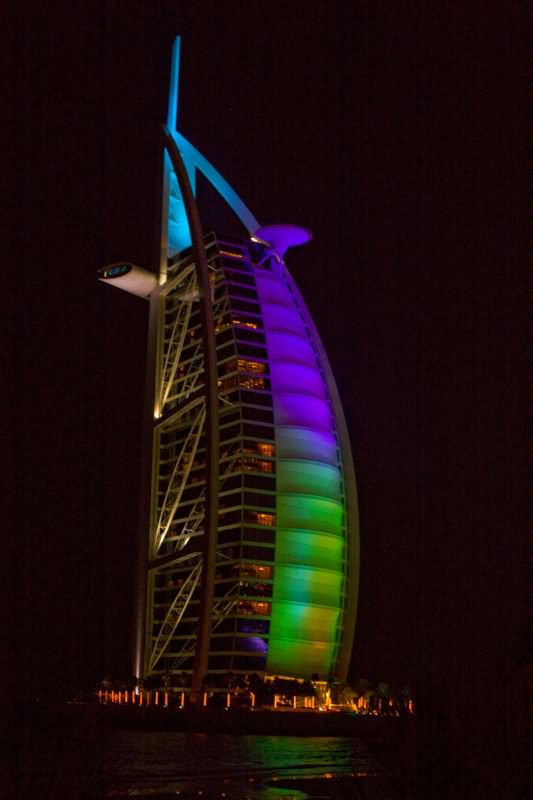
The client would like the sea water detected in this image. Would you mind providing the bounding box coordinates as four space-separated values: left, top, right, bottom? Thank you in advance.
102 732 388 798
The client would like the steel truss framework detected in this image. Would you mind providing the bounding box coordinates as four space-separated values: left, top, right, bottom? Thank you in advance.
147 238 238 677
145 237 275 679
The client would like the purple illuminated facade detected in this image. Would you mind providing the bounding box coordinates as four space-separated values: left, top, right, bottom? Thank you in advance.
253 238 359 679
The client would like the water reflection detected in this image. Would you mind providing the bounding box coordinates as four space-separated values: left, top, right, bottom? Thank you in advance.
103 732 386 798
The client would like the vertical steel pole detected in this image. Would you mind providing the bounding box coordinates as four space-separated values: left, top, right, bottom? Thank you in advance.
133 137 165 686
161 126 219 698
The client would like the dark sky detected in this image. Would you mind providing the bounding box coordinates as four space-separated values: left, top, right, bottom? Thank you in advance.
5 4 529 784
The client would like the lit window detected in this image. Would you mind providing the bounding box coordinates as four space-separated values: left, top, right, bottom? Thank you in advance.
257 442 275 457
250 601 270 615
237 600 271 616
220 250 244 259
255 512 275 527
240 457 273 473
240 564 273 578
239 375 265 390
237 359 266 374
232 317 258 329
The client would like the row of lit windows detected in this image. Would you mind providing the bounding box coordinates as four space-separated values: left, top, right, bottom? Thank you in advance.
177 315 262 345
218 249 246 260
237 600 271 616
239 375 266 391
215 563 272 581
240 458 273 473
237 358 266 374
158 488 278 521
217 509 274 527
218 374 268 392
216 508 276 525
152 597 271 621
232 316 257 330
237 563 273 578
219 357 268 377
166 236 247 272
254 512 275 527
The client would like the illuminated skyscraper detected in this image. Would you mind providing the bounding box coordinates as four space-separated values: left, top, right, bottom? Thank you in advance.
99 38 359 690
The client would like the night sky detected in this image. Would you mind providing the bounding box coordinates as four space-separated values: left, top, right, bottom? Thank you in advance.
5 2 529 790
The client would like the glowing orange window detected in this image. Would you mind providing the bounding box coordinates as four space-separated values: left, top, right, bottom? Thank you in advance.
238 600 271 615
257 442 275 457
220 250 244 259
255 512 275 527
250 601 271 615
232 317 258 329
237 359 266 374
240 458 273 473
240 564 273 579
239 375 265 389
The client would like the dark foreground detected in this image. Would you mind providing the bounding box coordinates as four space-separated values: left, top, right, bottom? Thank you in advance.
6 701 416 799
8 701 516 799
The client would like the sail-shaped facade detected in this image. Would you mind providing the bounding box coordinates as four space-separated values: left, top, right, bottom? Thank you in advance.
99 37 359 688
